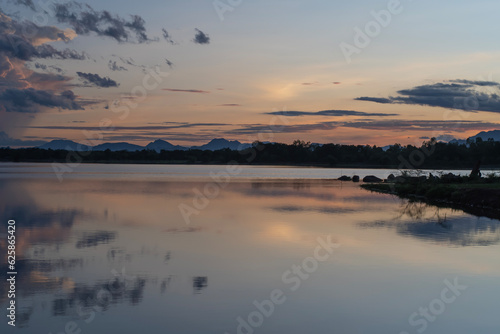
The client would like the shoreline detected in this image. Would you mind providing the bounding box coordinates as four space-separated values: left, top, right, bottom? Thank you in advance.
362 181 500 220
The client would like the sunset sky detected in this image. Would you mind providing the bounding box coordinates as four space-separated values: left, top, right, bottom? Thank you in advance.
1 0 500 147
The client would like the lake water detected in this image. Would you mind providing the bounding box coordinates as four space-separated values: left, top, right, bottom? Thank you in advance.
1 163 499 333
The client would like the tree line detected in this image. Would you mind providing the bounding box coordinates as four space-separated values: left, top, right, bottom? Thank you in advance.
1 138 499 169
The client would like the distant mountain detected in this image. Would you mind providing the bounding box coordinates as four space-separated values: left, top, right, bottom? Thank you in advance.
38 140 88 151
146 139 187 152
191 138 251 151
93 142 145 152
450 130 500 145
36 138 253 152
471 130 500 142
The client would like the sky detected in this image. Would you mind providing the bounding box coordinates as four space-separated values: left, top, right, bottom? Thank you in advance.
1 0 500 147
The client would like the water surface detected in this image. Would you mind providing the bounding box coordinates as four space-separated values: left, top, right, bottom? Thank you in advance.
0 164 499 333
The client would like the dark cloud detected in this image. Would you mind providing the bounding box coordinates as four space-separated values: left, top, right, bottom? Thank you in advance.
34 62 47 70
165 58 173 68
355 97 393 104
266 110 398 117
0 13 86 61
33 63 65 74
356 80 500 113
163 88 209 93
108 60 127 71
0 88 82 113
228 122 338 135
53 1 154 43
14 0 36 10
228 119 499 135
26 122 228 131
112 55 136 66
340 120 499 132
162 28 175 44
0 131 47 147
449 79 500 86
76 72 119 88
193 28 210 44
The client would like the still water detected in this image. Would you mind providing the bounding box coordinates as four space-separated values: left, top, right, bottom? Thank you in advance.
0 163 499 333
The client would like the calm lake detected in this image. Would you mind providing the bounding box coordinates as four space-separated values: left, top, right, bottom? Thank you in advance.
1 163 499 334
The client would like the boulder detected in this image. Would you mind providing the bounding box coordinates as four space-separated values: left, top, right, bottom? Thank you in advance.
338 176 352 181
352 175 360 182
363 175 383 183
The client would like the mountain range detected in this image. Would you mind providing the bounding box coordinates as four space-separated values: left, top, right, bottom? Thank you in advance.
37 138 252 152
8 130 500 152
449 130 500 145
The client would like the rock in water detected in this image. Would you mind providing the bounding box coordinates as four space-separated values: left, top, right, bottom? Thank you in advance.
363 175 383 183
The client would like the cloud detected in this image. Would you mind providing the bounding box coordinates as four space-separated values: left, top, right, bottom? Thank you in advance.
33 63 65 74
218 104 241 107
193 28 210 44
0 88 82 113
228 122 339 135
162 28 175 44
14 0 35 10
340 120 500 132
0 131 47 147
449 79 500 86
0 11 86 113
53 1 154 43
355 97 393 104
355 80 500 113
162 88 209 93
108 60 127 71
228 119 499 135
26 122 228 131
76 72 119 88
266 110 398 117
0 12 86 61
165 58 173 68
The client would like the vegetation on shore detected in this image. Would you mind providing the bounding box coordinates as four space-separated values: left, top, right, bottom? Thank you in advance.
362 173 500 219
2 138 500 169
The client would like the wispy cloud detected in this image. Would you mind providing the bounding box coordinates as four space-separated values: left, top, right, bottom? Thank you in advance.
77 72 119 88
162 28 175 44
163 89 210 94
108 60 127 72
266 110 398 117
25 122 228 131
52 1 155 43
0 131 47 147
